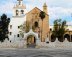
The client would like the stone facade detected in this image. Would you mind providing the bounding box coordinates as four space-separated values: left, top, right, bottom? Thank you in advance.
9 0 49 48
26 7 49 42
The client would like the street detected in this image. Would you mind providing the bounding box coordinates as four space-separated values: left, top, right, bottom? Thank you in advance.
0 48 72 57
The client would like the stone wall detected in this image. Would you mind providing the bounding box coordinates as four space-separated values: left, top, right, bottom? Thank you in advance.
38 38 72 49
0 38 72 49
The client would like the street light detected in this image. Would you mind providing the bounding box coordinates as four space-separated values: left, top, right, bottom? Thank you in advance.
49 28 52 41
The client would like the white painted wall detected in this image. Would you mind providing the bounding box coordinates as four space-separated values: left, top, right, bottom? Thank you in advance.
8 16 26 42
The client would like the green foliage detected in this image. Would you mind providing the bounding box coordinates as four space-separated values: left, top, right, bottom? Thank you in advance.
39 11 45 21
0 14 10 42
19 21 30 32
19 23 25 38
19 21 30 38
52 19 67 42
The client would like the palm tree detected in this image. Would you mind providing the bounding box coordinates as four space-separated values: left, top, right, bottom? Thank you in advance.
39 11 45 42
52 19 67 42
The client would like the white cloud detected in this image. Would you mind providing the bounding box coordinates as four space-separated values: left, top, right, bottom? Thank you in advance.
67 21 72 25
0 1 14 16
46 0 72 8
0 0 72 25
48 7 72 20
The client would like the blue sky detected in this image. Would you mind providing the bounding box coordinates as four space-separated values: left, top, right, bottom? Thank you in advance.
0 0 72 25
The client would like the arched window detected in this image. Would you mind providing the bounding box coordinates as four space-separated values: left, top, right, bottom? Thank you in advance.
10 25 12 29
64 34 70 42
51 34 56 42
16 10 18 12
34 21 38 27
17 34 20 37
50 28 52 31
21 10 24 14
16 10 19 16
10 32 12 35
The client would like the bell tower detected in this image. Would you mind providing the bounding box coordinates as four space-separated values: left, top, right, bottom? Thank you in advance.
13 0 26 16
43 3 47 14
17 0 23 5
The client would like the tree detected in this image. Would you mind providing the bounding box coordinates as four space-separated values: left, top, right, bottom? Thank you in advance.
39 11 45 42
52 19 67 42
0 14 10 42
19 21 30 38
19 23 25 38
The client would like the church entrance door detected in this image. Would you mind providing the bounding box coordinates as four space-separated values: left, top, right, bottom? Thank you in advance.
27 35 36 48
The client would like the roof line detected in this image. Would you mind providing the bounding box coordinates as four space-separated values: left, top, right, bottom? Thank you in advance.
26 7 49 16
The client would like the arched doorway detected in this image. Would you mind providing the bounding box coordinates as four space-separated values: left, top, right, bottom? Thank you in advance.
34 21 38 27
24 29 40 48
71 35 72 42
64 34 70 42
51 34 56 42
58 36 64 42
27 35 36 48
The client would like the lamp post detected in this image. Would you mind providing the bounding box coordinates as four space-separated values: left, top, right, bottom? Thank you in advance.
49 28 52 41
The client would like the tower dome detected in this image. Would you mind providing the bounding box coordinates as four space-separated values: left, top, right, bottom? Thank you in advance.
43 3 48 14
43 3 47 7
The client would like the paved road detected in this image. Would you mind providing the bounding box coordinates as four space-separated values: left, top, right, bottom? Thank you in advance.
0 48 72 57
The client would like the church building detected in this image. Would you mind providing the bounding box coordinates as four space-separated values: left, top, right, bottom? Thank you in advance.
8 0 49 48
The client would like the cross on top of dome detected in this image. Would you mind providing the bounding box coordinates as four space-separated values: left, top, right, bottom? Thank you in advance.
17 0 23 1
17 0 23 5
